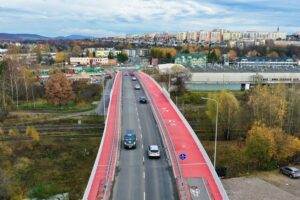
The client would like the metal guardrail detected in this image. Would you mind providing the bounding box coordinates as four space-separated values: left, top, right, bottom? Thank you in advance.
136 72 189 200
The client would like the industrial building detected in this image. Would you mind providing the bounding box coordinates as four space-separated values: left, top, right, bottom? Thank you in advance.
186 72 300 91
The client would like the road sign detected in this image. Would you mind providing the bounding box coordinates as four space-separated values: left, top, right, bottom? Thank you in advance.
180 153 186 160
136 64 141 69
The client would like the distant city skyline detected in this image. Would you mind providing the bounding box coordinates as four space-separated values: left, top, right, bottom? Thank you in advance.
0 0 299 37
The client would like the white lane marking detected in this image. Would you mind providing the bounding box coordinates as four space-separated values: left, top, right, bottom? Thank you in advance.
143 156 145 163
144 192 146 200
142 144 144 149
143 171 145 179
140 134 143 139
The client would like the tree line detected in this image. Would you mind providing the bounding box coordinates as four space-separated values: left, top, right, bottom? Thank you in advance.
201 85 300 169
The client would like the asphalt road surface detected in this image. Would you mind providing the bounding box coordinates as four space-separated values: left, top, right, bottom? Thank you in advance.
111 73 177 200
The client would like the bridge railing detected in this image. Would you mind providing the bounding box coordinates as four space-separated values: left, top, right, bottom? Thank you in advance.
102 73 122 199
83 72 122 200
136 72 189 200
161 86 229 200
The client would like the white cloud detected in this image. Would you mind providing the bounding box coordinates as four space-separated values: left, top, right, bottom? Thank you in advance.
0 0 299 36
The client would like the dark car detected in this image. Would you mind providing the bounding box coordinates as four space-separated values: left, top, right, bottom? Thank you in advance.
139 96 147 104
280 166 300 178
105 74 112 79
123 129 137 149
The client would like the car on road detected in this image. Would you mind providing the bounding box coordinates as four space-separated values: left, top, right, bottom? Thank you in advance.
124 72 129 76
139 96 147 104
105 74 112 79
280 166 300 178
123 129 137 149
131 77 137 81
148 145 160 158
134 84 141 90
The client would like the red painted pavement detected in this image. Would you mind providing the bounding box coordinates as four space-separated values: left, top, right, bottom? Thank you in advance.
138 72 222 200
87 73 122 200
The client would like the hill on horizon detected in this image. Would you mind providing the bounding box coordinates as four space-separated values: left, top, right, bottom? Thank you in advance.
0 33 94 41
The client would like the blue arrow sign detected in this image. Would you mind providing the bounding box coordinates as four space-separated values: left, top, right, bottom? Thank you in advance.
180 153 186 160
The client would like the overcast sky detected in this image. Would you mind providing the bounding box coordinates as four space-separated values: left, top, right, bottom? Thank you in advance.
0 0 299 37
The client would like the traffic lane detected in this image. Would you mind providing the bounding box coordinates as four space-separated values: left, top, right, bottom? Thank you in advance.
111 75 144 200
134 87 176 200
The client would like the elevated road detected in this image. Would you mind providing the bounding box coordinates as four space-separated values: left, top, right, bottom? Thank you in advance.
111 74 177 200
137 72 229 200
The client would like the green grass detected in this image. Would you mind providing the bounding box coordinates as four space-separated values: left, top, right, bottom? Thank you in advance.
18 99 96 113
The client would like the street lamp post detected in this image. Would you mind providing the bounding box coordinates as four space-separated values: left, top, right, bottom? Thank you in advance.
103 78 106 119
201 97 219 169
168 69 171 93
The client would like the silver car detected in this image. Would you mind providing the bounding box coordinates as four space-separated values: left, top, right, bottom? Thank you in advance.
134 84 141 90
148 145 160 158
280 166 300 178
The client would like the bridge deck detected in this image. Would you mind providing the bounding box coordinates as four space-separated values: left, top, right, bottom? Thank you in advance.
138 72 227 200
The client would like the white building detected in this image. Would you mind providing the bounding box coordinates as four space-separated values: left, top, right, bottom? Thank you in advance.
92 58 109 65
199 31 210 42
70 57 90 65
190 72 300 84
223 32 232 41
157 63 186 74
187 31 199 41
210 31 222 43
70 57 109 65
123 49 136 57
176 32 187 41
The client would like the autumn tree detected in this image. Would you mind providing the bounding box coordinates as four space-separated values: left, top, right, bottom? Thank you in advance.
55 52 67 63
245 122 276 169
248 84 287 128
151 47 177 62
34 44 42 63
8 128 19 137
205 91 240 140
246 122 300 169
247 50 260 57
26 126 40 142
267 51 279 58
71 45 81 57
0 127 4 137
45 73 75 106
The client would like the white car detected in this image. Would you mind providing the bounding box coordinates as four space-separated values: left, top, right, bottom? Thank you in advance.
134 84 141 90
131 77 137 81
148 145 160 158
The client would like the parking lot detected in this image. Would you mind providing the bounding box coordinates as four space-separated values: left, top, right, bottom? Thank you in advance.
222 169 300 200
